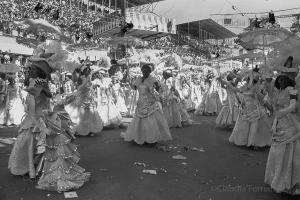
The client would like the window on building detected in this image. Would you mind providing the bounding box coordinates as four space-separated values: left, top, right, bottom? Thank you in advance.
224 18 232 25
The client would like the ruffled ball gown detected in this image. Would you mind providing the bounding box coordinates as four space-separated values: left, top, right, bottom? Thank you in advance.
6 83 26 126
65 77 103 136
125 87 138 117
161 78 182 128
265 87 300 194
112 83 128 116
181 84 195 112
229 87 272 147
191 84 203 111
0 79 8 125
216 85 239 128
94 78 122 127
195 82 222 115
121 76 172 144
8 78 90 192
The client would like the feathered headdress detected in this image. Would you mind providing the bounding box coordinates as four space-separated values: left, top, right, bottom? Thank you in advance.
98 54 112 69
29 40 68 74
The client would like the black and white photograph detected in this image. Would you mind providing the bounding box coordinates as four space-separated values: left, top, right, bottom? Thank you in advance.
0 0 300 199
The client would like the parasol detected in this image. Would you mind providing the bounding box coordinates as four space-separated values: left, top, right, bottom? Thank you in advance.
163 53 183 70
108 36 147 48
269 44 300 67
223 52 265 61
15 37 40 49
237 28 294 49
0 64 20 73
236 28 295 66
117 57 139 65
140 51 161 66
264 35 300 67
14 19 62 36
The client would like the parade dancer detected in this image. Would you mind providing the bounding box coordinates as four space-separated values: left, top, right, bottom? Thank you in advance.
94 70 122 127
6 74 26 126
121 64 172 144
265 75 300 194
65 66 103 136
8 41 90 192
111 76 128 116
228 72 272 148
216 73 239 129
160 70 182 128
0 73 7 125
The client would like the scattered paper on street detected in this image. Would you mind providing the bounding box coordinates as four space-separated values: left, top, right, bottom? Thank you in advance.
172 155 187 160
142 170 157 175
134 162 147 167
64 191 78 198
181 162 188 166
191 147 205 152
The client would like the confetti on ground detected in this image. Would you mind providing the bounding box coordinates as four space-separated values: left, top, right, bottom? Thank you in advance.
172 155 187 160
64 191 78 198
134 162 147 167
142 170 157 175
181 162 188 166
191 147 205 152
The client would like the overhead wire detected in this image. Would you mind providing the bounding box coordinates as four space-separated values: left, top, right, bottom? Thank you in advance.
211 6 300 16
224 0 251 19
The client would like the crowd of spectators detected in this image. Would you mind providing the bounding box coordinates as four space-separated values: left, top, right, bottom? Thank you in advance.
147 37 208 66
0 0 234 66
147 34 234 66
0 0 118 45
0 50 29 67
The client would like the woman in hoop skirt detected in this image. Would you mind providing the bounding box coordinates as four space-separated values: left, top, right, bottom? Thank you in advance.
265 75 300 194
121 64 172 144
8 43 90 192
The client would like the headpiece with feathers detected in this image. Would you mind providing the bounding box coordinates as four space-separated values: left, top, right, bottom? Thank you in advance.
29 40 68 74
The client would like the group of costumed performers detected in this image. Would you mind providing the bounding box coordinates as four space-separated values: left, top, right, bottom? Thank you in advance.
210 55 300 194
4 47 300 195
2 17 300 195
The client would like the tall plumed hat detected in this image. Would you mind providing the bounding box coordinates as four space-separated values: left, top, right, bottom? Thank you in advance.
29 40 68 76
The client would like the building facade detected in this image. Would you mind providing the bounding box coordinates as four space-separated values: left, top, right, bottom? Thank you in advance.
211 15 250 34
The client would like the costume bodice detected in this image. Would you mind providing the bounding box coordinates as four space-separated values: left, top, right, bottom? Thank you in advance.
7 85 18 100
23 79 51 125
274 87 294 110
134 76 160 117
272 87 299 143
137 82 155 103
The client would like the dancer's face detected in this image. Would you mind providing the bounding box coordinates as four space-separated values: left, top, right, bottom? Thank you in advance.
29 65 40 79
277 77 286 89
141 67 150 77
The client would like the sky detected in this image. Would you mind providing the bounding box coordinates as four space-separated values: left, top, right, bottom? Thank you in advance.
154 0 300 24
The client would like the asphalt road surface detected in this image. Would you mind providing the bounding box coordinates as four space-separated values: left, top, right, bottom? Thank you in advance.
0 115 298 200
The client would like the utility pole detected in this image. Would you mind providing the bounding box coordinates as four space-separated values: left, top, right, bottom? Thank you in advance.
121 0 126 18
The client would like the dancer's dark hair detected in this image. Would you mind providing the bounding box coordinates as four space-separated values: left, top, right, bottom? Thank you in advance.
141 64 152 73
274 75 295 90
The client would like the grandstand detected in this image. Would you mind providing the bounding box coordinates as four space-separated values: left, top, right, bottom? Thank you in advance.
177 19 236 41
93 0 163 9
174 19 237 58
92 0 175 40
